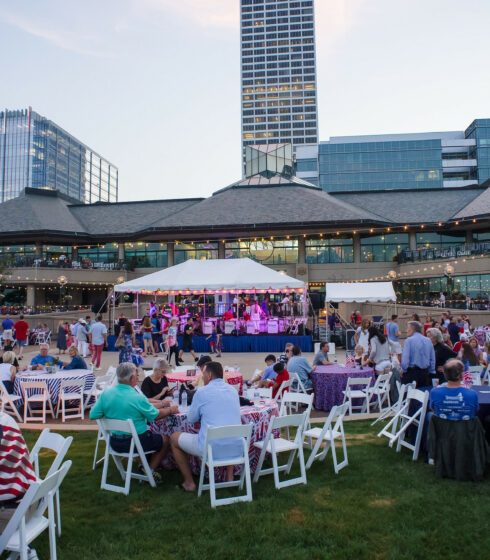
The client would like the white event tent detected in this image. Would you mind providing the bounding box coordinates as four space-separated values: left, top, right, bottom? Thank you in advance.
325 282 396 303
114 258 305 294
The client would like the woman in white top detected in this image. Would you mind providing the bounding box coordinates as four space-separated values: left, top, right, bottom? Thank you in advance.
368 327 391 374
354 319 371 354
0 351 18 394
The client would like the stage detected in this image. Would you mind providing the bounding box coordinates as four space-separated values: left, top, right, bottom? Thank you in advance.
106 334 312 354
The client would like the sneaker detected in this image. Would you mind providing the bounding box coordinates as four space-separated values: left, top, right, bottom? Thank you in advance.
95 367 102 371
152 470 163 484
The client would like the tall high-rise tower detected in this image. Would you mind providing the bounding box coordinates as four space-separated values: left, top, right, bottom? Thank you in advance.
240 0 319 171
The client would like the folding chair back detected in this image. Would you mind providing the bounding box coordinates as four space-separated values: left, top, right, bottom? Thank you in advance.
274 379 291 404
342 377 372 415
305 402 349 473
0 380 23 422
279 391 313 417
288 371 307 394
84 374 113 408
373 380 414 426
483 364 490 384
0 460 72 560
21 380 55 423
367 372 392 411
57 378 85 421
97 418 156 495
253 412 307 489
198 424 253 507
467 366 483 385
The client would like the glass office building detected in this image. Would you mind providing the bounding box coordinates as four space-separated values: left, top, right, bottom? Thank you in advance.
240 0 319 170
0 108 118 203
296 128 484 192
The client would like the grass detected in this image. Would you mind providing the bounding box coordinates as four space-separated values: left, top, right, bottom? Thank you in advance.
7 421 489 560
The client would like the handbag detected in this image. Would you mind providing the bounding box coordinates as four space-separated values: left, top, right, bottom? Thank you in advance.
115 336 125 349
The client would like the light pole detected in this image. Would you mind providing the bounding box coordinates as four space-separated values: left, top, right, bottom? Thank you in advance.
57 275 67 307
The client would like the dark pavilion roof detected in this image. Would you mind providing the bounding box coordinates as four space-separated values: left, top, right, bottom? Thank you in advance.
0 180 488 241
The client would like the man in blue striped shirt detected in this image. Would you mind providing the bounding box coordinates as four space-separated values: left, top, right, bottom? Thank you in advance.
401 321 435 388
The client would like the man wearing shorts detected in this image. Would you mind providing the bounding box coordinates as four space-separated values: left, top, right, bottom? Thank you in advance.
179 316 198 363
90 362 178 482
13 315 29 359
386 315 402 361
1 315 14 344
170 361 241 492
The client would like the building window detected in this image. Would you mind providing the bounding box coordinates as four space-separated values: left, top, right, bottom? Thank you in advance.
416 232 466 250
174 242 218 265
361 233 409 262
78 245 119 265
306 236 353 263
124 242 167 269
0 245 36 266
225 239 298 265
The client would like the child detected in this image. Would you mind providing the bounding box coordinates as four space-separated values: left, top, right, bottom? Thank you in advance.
271 362 289 399
354 344 369 367
206 326 218 354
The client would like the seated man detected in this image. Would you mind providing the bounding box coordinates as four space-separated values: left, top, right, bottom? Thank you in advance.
313 341 334 366
90 362 178 483
246 354 277 387
29 343 56 370
430 359 479 421
287 345 315 391
61 345 88 370
170 361 241 492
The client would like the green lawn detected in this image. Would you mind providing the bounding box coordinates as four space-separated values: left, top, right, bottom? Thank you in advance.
9 421 490 560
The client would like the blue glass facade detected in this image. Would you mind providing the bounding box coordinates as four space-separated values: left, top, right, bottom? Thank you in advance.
317 139 443 192
0 108 118 203
465 119 490 185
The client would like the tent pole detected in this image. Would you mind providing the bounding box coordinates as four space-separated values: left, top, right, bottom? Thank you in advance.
203 291 206 321
136 292 139 320
112 289 116 335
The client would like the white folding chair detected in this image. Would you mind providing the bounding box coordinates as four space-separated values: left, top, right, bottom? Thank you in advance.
197 424 253 507
377 387 429 461
30 429 73 537
279 392 314 437
482 364 490 384
0 380 23 422
341 377 372 415
84 374 113 408
253 412 308 489
467 365 484 385
371 380 415 426
288 371 308 395
56 378 85 422
96 418 156 495
304 402 349 473
363 373 392 412
0 461 72 560
21 380 56 423
273 380 291 405
246 387 272 399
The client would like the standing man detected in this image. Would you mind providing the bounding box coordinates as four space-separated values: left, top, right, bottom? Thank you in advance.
401 321 435 388
179 316 198 363
447 316 461 346
1 315 14 345
13 314 29 360
386 315 402 362
76 318 89 358
439 292 446 308
89 315 108 371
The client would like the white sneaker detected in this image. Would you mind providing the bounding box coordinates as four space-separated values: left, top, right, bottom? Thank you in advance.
95 367 102 371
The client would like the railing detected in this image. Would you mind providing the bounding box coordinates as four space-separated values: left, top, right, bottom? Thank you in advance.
3 259 129 271
0 305 92 316
397 242 490 264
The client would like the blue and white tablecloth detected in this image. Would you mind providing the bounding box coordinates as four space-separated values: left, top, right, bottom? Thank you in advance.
13 369 95 405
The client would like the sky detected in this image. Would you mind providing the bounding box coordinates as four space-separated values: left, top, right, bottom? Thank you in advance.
1 0 489 202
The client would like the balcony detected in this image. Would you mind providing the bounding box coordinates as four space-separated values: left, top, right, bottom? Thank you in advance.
397 242 490 264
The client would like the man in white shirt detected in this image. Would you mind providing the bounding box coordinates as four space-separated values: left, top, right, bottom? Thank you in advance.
170 361 241 492
89 315 108 370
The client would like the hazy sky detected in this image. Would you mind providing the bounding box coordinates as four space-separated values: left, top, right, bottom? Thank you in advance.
1 0 489 202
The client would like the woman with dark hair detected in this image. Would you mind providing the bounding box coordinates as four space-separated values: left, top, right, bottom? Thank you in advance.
116 321 135 364
459 342 479 370
368 326 391 374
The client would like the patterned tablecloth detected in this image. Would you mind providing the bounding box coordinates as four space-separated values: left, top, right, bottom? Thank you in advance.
150 399 279 477
165 371 243 394
312 365 375 412
13 369 95 405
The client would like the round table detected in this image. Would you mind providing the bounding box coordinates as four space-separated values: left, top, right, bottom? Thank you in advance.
312 365 375 411
150 399 278 477
166 370 243 393
13 369 95 406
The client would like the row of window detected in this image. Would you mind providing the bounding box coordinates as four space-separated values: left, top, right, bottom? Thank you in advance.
395 274 490 304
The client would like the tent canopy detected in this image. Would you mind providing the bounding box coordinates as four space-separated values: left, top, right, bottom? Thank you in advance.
114 258 305 294
325 282 396 303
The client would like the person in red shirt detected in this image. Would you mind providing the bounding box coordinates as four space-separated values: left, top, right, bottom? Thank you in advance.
13 315 29 359
271 362 289 399
453 333 467 355
223 307 234 321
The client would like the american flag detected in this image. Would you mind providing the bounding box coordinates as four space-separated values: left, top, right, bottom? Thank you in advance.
0 413 37 502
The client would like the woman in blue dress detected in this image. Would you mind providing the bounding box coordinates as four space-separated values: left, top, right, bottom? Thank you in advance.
117 321 136 364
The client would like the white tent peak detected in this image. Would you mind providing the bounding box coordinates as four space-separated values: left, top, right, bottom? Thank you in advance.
114 258 305 293
325 282 396 303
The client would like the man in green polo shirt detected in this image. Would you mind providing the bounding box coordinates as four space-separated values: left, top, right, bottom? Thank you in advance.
90 362 178 482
